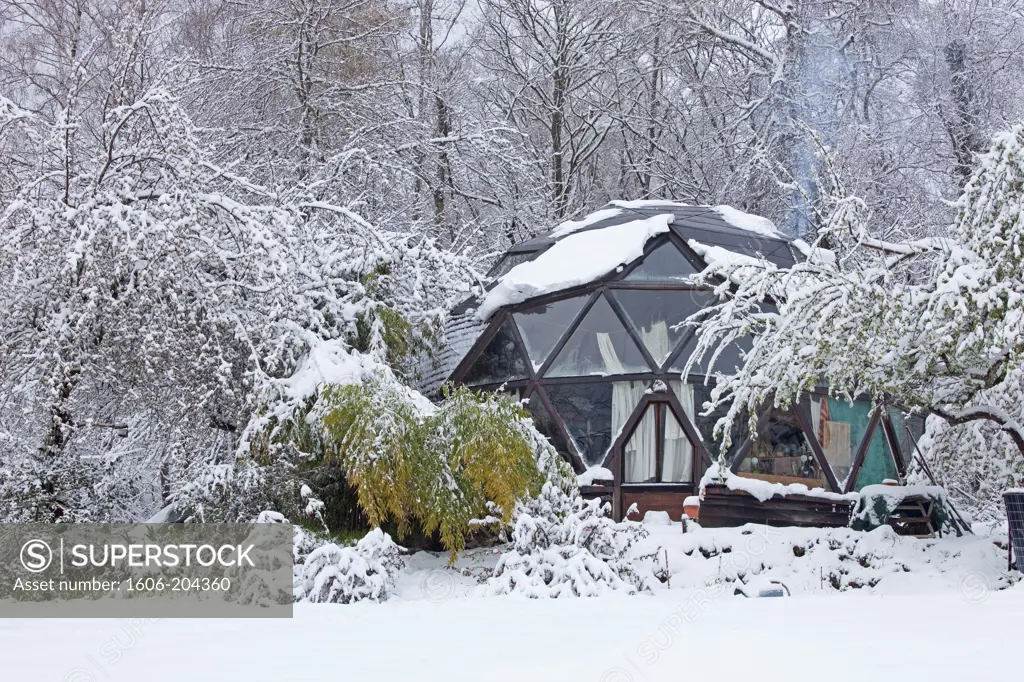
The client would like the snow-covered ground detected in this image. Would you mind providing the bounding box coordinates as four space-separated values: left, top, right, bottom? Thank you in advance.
2 522 1019 682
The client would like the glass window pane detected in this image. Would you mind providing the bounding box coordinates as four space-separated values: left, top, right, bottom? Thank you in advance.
809 397 876 488
692 383 749 467
661 404 693 483
612 290 716 368
853 423 900 491
624 405 657 482
523 390 574 462
546 295 651 377
544 382 614 468
624 242 699 281
888 406 924 468
462 322 527 386
670 334 751 376
513 296 587 371
738 410 825 486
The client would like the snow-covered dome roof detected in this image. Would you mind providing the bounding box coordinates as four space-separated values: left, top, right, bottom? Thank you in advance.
476 201 796 319
420 201 795 397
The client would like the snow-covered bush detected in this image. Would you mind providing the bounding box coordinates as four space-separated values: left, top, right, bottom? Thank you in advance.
301 378 548 558
171 366 565 558
218 511 297 609
294 528 404 604
484 480 664 598
253 509 321 563
254 509 403 604
666 524 1013 593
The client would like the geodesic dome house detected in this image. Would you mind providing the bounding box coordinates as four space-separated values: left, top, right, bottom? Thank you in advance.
421 201 922 522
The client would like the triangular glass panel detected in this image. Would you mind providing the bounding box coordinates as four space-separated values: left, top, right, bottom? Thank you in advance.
624 241 700 281
670 333 751 376
851 421 899 491
545 295 651 377
544 381 614 468
736 408 826 487
612 290 716 368
523 389 575 461
461 321 527 386
513 296 587 371
808 396 873 489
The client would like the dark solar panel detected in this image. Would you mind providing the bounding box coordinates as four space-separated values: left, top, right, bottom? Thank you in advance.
1005 491 1024 569
512 235 555 249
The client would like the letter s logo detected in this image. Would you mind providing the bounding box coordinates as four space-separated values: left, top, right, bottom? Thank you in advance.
21 539 53 573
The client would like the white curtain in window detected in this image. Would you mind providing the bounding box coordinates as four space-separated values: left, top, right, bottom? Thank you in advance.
626 409 657 482
640 321 670 366
662 381 694 482
613 381 655 482
596 332 625 374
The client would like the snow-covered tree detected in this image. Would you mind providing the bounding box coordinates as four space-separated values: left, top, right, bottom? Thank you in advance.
281 378 553 558
686 123 1024 498
0 85 480 522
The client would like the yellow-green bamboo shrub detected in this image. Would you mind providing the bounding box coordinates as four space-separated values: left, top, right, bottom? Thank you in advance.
315 376 547 558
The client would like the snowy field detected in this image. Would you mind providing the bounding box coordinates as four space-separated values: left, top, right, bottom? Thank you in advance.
2 522 1020 682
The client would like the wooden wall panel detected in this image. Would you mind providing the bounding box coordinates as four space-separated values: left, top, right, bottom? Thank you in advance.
622 490 691 522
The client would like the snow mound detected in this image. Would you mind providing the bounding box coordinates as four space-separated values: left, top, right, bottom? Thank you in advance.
712 205 782 237
577 466 613 486
642 510 673 526
255 510 288 524
635 523 1014 595
477 214 673 319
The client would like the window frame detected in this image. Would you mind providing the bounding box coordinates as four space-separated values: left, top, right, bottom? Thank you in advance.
604 385 711 487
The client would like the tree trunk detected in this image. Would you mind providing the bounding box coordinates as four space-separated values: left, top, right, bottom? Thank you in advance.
943 40 984 182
